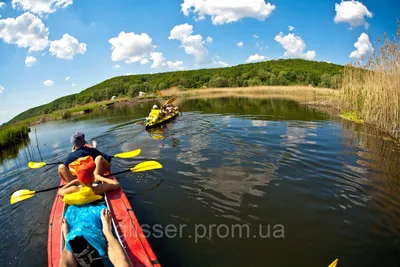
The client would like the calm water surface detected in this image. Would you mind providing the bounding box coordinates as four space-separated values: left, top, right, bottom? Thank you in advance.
0 98 399 267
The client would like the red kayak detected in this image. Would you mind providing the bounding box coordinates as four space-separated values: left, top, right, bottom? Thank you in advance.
47 174 160 267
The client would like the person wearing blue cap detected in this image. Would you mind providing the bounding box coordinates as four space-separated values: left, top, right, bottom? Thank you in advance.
58 131 113 182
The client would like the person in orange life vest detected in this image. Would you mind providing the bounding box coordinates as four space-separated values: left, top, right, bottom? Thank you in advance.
58 131 112 182
58 161 120 197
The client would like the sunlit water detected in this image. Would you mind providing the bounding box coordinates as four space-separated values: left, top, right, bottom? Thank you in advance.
0 98 399 267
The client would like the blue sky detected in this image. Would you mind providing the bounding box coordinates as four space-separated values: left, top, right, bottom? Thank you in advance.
0 0 398 123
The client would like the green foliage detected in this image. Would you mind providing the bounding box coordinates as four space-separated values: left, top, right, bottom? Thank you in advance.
0 124 29 150
8 59 343 124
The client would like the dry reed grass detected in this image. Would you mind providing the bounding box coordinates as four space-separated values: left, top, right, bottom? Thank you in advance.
340 20 400 140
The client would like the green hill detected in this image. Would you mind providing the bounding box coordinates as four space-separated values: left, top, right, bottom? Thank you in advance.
8 59 343 124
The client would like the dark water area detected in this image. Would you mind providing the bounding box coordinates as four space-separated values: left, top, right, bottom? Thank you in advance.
0 97 399 267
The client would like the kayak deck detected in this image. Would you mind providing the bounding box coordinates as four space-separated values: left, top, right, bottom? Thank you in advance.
146 110 179 129
48 176 160 267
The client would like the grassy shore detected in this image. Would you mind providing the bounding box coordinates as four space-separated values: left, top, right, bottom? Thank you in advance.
0 124 30 150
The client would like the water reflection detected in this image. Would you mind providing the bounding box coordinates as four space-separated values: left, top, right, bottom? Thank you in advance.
1 97 400 267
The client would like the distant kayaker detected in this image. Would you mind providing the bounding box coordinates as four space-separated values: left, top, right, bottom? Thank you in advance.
58 131 112 182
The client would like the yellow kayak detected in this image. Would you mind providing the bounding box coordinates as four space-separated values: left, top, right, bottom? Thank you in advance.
146 109 180 129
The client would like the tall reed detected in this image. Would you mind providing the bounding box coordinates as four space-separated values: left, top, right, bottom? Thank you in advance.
340 20 400 140
0 124 30 150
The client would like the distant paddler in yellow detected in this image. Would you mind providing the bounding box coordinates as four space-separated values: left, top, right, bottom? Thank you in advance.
146 96 180 128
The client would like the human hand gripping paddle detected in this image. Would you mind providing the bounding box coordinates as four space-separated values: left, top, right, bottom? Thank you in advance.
10 160 162 204
27 149 142 169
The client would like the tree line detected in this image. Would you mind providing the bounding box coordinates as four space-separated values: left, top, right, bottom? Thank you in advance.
8 59 343 124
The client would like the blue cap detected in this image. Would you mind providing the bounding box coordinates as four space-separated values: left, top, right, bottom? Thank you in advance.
70 131 87 148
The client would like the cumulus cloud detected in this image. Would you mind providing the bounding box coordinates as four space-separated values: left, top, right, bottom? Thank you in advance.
0 2 5 8
0 85 4 93
113 64 120 69
49 33 86 59
349 33 374 59
274 32 316 60
169 23 211 65
109 31 153 64
206 36 213 43
181 0 276 25
334 0 373 29
11 0 73 16
140 58 150 64
288 26 294 31
246 53 267 62
43 80 53 86
65 76 70 80
0 12 49 52
237 41 244 47
216 60 230 67
25 55 36 67
149 52 184 70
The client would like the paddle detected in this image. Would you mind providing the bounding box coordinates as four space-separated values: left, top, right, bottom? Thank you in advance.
156 90 176 105
28 149 141 169
10 160 162 204
328 259 338 267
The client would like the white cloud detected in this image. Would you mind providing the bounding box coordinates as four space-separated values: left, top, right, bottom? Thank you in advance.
109 31 153 64
167 61 184 70
0 85 4 94
246 53 267 62
237 41 244 47
349 33 374 59
274 32 316 60
150 52 166 68
253 34 259 39
0 12 49 52
334 0 373 29
140 58 150 64
169 23 211 65
65 76 70 80
206 36 213 43
0 2 6 9
49 33 86 59
113 64 120 69
288 26 294 31
11 0 73 16
71 83 76 86
217 61 229 67
25 55 36 67
181 0 276 25
124 73 134 76
149 52 185 70
43 80 53 86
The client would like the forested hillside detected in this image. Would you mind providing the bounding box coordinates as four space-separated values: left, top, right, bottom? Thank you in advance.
8 59 343 124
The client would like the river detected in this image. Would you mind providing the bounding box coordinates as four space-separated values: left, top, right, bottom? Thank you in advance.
0 97 399 267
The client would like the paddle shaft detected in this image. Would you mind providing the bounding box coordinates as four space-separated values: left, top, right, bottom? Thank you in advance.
33 169 132 193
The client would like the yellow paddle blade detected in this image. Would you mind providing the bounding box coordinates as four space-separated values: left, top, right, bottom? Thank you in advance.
131 161 162 173
114 149 141 159
10 189 36 204
165 98 176 105
28 162 47 169
328 259 338 267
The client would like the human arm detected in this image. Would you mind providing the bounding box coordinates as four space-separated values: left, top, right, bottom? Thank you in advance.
93 176 120 194
58 179 80 196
